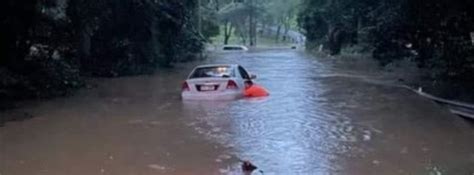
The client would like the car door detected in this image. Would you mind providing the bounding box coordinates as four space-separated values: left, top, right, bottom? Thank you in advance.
237 66 251 89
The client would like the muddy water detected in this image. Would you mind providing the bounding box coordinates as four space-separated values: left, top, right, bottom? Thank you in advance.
1 49 473 175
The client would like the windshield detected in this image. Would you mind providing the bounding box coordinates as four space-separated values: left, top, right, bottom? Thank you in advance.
189 66 233 79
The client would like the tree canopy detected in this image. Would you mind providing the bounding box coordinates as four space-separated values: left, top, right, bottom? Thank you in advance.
0 0 204 102
299 0 474 81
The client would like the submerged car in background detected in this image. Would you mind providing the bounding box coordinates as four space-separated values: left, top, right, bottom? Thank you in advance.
221 45 249 52
181 64 256 100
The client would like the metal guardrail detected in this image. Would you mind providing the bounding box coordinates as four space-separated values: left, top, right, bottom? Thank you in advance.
309 74 474 120
401 85 474 119
449 107 474 119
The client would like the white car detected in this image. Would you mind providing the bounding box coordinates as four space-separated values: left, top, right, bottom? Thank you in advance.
221 45 249 52
181 64 256 100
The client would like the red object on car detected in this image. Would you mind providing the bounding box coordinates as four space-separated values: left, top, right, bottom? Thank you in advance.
244 84 269 97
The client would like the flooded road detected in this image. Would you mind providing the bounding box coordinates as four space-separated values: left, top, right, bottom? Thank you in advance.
1 49 474 175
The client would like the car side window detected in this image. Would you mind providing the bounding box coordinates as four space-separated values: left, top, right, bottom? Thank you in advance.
238 66 250 79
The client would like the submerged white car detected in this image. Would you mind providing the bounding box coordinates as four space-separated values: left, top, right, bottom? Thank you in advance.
181 64 256 100
221 45 249 52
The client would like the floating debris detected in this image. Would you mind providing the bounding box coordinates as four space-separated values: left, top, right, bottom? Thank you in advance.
242 160 258 175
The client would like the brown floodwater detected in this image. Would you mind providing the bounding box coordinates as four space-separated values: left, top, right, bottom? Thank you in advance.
1 49 473 175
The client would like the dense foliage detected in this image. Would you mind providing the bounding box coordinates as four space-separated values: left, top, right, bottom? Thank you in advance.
0 0 203 104
299 0 474 82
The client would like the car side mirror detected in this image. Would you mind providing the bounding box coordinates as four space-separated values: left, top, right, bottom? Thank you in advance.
250 74 257 79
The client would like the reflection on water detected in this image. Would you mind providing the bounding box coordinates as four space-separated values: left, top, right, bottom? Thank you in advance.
1 49 473 175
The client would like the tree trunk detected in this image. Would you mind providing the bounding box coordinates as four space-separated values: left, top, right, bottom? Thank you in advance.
78 25 92 68
249 20 256 46
223 21 232 45
355 16 362 45
196 0 202 35
252 19 257 46
283 27 289 42
235 21 246 45
275 25 281 42
248 0 256 46
328 26 345 55
214 0 220 11
282 15 292 42
240 31 247 45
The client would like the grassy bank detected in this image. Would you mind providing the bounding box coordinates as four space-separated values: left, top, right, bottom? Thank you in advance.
310 50 474 104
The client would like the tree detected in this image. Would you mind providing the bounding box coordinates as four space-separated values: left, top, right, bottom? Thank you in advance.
266 0 301 42
0 0 206 102
299 0 474 83
218 1 249 45
298 0 375 54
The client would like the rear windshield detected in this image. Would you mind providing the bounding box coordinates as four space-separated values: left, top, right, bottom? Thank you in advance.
223 46 243 50
189 66 234 79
